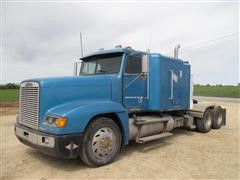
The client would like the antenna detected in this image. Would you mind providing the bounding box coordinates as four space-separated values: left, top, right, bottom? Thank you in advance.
147 27 152 51
80 32 84 57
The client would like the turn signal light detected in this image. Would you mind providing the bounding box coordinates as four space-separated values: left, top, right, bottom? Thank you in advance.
55 117 68 128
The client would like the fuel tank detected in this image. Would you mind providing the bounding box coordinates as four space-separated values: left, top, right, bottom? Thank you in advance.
128 115 174 140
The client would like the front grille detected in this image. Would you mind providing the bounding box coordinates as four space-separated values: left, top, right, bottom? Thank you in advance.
19 82 39 129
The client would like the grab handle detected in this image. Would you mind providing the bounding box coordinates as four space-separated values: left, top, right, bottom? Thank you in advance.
169 69 173 100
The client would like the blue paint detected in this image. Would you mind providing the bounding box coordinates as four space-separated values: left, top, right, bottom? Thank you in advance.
21 48 191 145
24 69 130 144
43 99 129 144
123 74 148 109
149 54 190 111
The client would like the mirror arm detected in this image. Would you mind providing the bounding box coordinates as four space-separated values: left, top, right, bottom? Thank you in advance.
74 60 82 76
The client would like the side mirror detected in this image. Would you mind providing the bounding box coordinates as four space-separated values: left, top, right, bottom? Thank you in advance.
141 54 149 73
74 60 82 76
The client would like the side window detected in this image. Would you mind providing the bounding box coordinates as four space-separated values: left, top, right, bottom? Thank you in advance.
125 56 142 74
82 61 96 74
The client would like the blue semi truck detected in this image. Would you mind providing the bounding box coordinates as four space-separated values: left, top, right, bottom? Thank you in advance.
15 46 226 167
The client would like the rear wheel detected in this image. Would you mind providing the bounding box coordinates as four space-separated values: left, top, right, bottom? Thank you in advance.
79 117 122 167
196 108 213 133
212 106 223 129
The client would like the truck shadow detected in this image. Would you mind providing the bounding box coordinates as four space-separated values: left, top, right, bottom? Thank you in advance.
26 148 87 171
26 128 195 171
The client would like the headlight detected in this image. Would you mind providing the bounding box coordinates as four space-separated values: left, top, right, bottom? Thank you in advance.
45 116 68 128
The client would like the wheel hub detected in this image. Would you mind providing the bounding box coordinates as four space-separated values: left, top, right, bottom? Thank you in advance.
100 137 112 150
92 127 116 158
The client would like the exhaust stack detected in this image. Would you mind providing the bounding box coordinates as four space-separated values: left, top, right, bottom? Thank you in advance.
174 44 181 59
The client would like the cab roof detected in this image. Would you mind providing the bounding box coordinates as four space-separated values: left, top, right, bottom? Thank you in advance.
80 47 187 63
81 47 142 60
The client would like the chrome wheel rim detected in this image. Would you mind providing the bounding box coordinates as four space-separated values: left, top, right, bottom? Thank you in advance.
91 127 116 159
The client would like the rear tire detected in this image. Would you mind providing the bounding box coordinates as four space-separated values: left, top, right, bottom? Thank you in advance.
196 108 213 133
79 117 122 167
212 106 223 129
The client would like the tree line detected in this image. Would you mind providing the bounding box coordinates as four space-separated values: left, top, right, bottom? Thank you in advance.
0 83 20 89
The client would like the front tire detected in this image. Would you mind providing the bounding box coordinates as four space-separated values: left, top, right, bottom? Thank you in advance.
79 117 122 167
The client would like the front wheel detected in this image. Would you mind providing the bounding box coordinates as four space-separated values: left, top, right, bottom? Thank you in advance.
79 117 122 167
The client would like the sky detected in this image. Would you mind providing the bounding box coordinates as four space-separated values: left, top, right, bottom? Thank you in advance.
1 1 239 85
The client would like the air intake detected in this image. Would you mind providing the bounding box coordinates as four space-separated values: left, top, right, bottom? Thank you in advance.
19 82 39 130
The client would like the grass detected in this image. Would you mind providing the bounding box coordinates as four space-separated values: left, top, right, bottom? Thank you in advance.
0 85 239 102
193 85 240 98
0 89 19 102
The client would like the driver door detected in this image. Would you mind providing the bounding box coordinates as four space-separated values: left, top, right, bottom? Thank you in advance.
123 55 148 111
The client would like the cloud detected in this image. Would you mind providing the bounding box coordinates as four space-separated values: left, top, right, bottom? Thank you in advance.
2 1 239 85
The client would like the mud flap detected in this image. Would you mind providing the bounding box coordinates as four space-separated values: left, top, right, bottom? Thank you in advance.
222 108 226 126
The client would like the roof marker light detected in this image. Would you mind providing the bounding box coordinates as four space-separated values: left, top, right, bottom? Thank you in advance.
115 45 122 48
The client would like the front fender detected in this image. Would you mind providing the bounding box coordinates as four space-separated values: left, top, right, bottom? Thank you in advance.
39 100 129 144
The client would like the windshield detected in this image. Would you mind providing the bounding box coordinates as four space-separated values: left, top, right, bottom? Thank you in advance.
80 53 122 75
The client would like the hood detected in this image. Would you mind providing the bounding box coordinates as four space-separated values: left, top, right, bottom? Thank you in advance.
24 75 112 88
23 75 114 124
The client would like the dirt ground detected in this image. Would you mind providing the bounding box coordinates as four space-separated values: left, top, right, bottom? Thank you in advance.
0 99 239 179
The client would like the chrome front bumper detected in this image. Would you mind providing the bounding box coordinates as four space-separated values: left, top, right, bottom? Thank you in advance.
15 124 83 159
15 125 55 148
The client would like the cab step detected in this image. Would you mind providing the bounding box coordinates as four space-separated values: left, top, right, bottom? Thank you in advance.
136 132 173 143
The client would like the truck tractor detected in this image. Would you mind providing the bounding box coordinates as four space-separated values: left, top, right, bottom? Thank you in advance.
15 45 226 167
